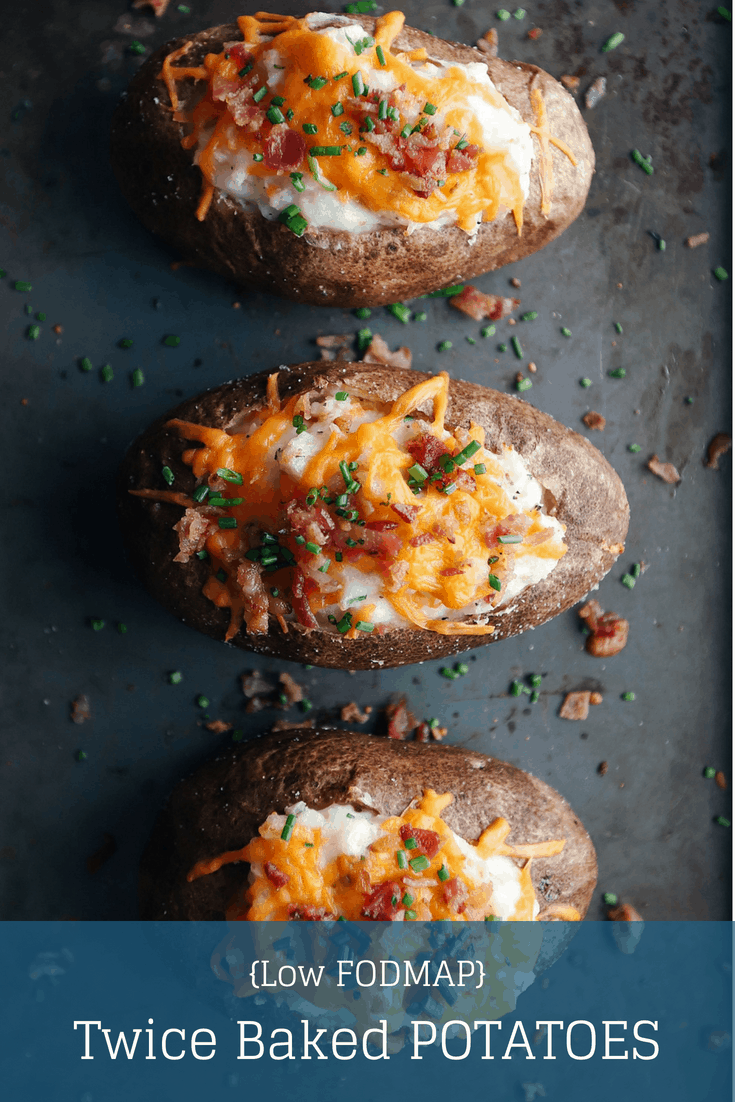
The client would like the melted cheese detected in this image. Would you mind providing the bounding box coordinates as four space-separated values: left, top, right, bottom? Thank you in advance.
187 789 572 921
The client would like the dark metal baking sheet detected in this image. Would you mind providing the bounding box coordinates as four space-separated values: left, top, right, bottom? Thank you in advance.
0 0 730 920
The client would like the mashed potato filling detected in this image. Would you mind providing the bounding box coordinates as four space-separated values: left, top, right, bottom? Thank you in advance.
161 10 541 235
137 372 566 642
187 788 571 921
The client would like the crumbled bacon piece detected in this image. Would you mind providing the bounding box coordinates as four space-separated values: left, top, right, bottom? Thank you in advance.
340 701 370 724
579 599 629 657
585 77 607 110
363 881 402 920
476 29 499 57
316 333 352 361
559 691 591 721
242 670 275 698
386 697 417 740
288 904 331 920
365 520 399 532
440 566 466 577
686 232 710 249
236 561 269 634
362 333 413 370
608 902 643 922
450 285 520 322
173 508 216 563
279 672 304 706
589 691 603 706
271 718 315 732
560 74 581 92
442 877 469 914
204 719 233 734
705 432 732 470
133 0 170 14
400 826 441 859
715 771 728 791
648 455 681 484
582 410 606 431
409 531 436 548
71 694 92 725
598 761 608 776
527 27 543 39
265 862 290 887
290 567 318 630
391 502 421 523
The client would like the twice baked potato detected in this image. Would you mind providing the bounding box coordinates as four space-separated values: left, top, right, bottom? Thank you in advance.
140 727 597 921
118 363 629 669
110 9 594 307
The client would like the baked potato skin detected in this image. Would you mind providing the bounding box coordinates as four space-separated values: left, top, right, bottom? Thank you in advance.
110 16 594 307
118 362 629 670
139 727 597 921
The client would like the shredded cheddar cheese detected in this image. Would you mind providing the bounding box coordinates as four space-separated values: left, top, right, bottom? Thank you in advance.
157 10 562 235
188 788 577 922
137 372 566 642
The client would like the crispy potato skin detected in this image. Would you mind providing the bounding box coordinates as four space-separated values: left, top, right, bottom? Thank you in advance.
117 363 629 670
139 727 597 921
110 16 594 307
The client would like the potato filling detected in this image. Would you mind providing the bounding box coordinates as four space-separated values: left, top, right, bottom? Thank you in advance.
187 788 576 922
159 10 575 234
132 372 566 640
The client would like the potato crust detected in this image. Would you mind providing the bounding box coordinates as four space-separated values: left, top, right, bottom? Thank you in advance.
117 363 629 670
139 727 597 921
110 16 594 307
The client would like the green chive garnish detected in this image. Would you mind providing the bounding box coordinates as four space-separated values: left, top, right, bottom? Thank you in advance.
414 311 427 322
376 44 386 66
162 466 175 486
252 153 264 162
409 854 430 872
474 463 486 475
309 145 342 156
303 122 318 135
119 337 133 349
561 327 572 337
193 485 209 503
196 695 209 709
408 463 428 483
609 367 626 378
622 691 636 702
520 311 538 321
602 31 625 52
621 573 636 589
164 334 180 347
388 302 411 323
631 149 654 175
169 670 183 685
397 850 408 869
402 892 414 906
437 864 450 882
335 391 348 400
716 816 731 828
266 105 285 125
26 324 40 340
128 40 146 55
580 377 592 388
352 71 365 97
628 443 641 453
281 814 296 841
218 517 237 529
516 378 532 392
336 613 353 634
437 340 452 352
714 266 729 281
131 368 145 388
13 280 32 292
496 8 511 18
488 573 501 592
331 102 344 117
498 534 522 544
355 621 374 632
90 618 105 631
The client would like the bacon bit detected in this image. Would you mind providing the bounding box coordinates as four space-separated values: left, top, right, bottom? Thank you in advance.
705 432 732 470
439 566 466 577
391 502 421 523
559 691 591 721
363 881 402 920
400 825 441 859
70 694 91 725
279 672 304 706
582 410 606 431
315 333 352 361
476 28 499 57
579 599 629 657
363 333 413 370
340 701 370 724
686 232 710 249
647 455 681 484
173 508 216 563
236 561 269 635
715 771 728 791
87 832 117 875
560 74 581 92
52 324 63 335
264 124 307 171
442 876 469 914
527 27 543 39
365 520 399 532
450 285 520 322
288 903 331 920
133 0 170 13
409 531 436 548
271 718 315 732
414 722 431 742
608 902 643 922
510 277 522 289
265 861 290 887
431 724 448 741
598 760 608 776
290 567 318 631
585 77 607 110
385 559 409 591
589 692 603 706
385 697 418 740
204 719 233 733
242 670 275 699
528 361 537 373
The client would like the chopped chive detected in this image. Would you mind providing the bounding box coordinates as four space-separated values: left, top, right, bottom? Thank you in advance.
409 854 430 872
218 517 237 529
193 484 209 503
238 63 253 77
488 573 501 592
270 95 286 107
128 40 146 55
335 551 343 562
331 102 344 117
162 466 175 486
516 378 532 392
400 123 412 139
498 343 507 353
474 463 486 475
252 152 264 162
377 168 388 176
602 31 625 52
281 813 295 841
119 337 133 349
408 463 428 482
631 149 654 175
428 284 465 297
13 280 32 292
290 171 305 193
520 311 538 321
309 145 342 156
36 312 46 321
437 340 452 352
354 307 371 319
116 622 127 634
631 562 642 578
496 8 511 19
456 662 469 676
530 690 540 703
530 674 542 687
480 325 496 338
714 267 729 281
356 146 367 156
510 680 523 697
402 892 414 907
561 327 572 337
266 105 285 125
498 534 522 544
340 120 354 135
376 44 386 66
253 85 268 104
357 326 372 352
441 482 456 495
301 699 313 713
76 750 88 762
466 336 476 345
717 5 731 18
628 443 642 453
336 612 353 634
344 0 378 11
378 99 388 121
90 618 105 631
621 574 636 589
437 864 450 882
603 892 618 905
169 670 183 685
334 71 348 81
388 302 411 324
658 238 666 251
580 377 592 388
363 115 375 132
403 838 418 852
26 324 40 340
196 695 209 709
355 621 374 632
131 368 145 388
303 122 318 134
413 310 427 322
335 391 349 401
352 71 365 97
163 334 180 347
440 667 459 680
305 541 321 554
716 816 731 828
704 766 717 779
614 321 624 334
456 440 480 463
609 367 626 378
513 7 526 18
622 691 636 702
